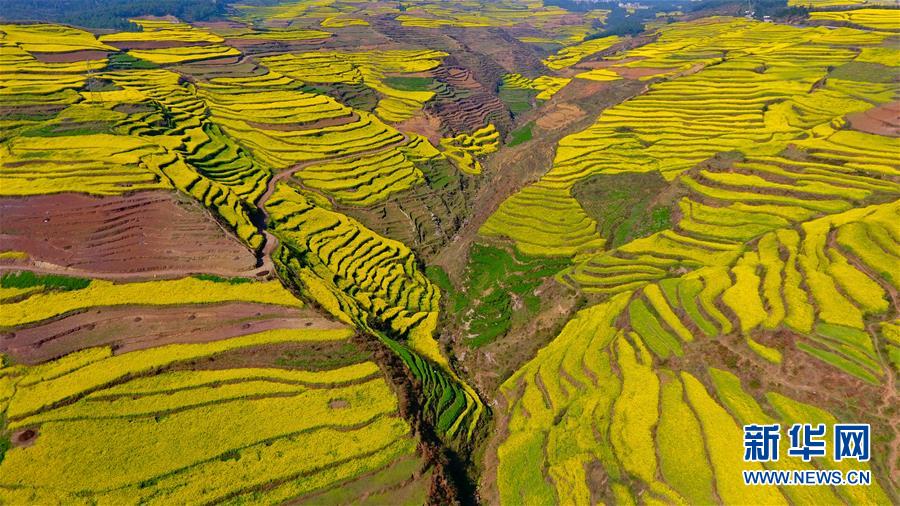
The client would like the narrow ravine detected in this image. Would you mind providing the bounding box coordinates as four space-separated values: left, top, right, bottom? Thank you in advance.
250 132 483 504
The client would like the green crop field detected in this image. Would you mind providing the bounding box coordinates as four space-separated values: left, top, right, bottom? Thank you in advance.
0 1 898 504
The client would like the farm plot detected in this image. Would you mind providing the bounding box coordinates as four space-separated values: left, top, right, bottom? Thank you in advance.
425 65 512 138
199 72 404 167
791 0 894 5
0 328 428 505
0 274 303 329
482 183 607 256
439 123 499 174
101 19 225 45
88 69 269 248
451 243 570 347
1 25 267 251
0 24 115 53
231 0 384 27
321 16 369 28
0 191 258 275
0 43 106 111
101 68 271 201
0 299 341 364
393 1 573 30
0 131 172 196
195 21 332 43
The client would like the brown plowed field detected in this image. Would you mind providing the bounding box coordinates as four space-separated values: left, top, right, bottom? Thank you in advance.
428 92 510 136
103 40 211 50
1 302 341 364
30 50 110 63
847 100 900 137
0 191 256 274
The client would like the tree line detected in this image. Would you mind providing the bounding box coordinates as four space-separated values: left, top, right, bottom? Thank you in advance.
0 0 226 30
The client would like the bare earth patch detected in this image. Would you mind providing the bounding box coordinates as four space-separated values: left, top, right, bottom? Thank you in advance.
0 190 257 275
395 112 444 145
847 100 900 137
30 50 110 63
0 302 341 364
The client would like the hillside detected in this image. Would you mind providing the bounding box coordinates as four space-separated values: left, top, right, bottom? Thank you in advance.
0 0 898 504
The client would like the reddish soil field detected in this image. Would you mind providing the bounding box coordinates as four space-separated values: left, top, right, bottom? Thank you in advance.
847 101 900 137
0 190 257 275
0 302 341 364
536 102 586 130
396 112 444 145
434 66 482 90
103 40 210 50
30 50 110 63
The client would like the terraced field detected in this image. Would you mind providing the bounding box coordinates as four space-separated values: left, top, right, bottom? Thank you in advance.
0 326 429 504
495 202 897 504
543 35 621 70
265 183 484 440
262 50 447 123
1 1 898 504
810 8 900 30
0 13 490 502
483 17 896 256
477 13 899 506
